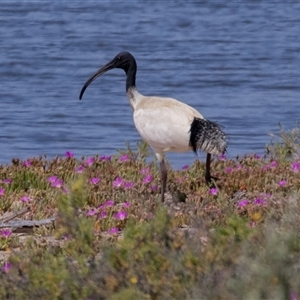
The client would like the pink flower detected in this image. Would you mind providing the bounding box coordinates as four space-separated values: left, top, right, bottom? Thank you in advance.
48 177 63 188
238 199 249 207
253 154 260 159
119 154 130 162
1 178 11 184
89 177 100 185
2 262 11 273
123 202 130 208
254 198 267 205
113 177 124 188
140 167 150 175
47 176 58 183
23 160 31 167
104 200 114 208
0 229 12 238
225 167 232 173
21 196 30 202
98 211 108 219
142 175 153 184
100 155 111 161
151 185 158 192
75 165 84 173
85 157 94 167
262 165 269 171
235 164 242 171
249 221 256 227
181 164 189 170
86 208 97 216
175 177 183 184
291 161 300 173
278 180 287 187
108 227 119 234
209 188 218 195
218 154 226 161
290 292 298 300
123 181 135 189
113 211 127 220
65 151 74 158
0 188 5 196
270 161 278 168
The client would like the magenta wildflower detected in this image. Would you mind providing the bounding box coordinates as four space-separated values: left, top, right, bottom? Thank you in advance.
291 161 300 173
47 176 58 183
0 188 5 196
140 167 150 175
2 262 11 273
89 177 100 185
53 180 62 188
2 178 11 184
290 292 298 300
98 211 108 219
124 181 135 189
123 202 130 208
113 177 124 188
100 155 111 161
47 176 63 187
75 165 84 173
62 187 69 194
236 164 243 171
253 153 260 159
108 227 119 234
142 174 153 184
238 199 249 207
175 177 183 184
119 154 130 162
21 196 30 202
225 167 232 173
249 221 256 227
218 154 226 161
104 200 114 207
23 160 31 167
86 208 97 217
85 157 95 167
262 165 269 171
182 164 189 170
270 161 278 168
65 151 74 158
113 211 127 220
278 180 287 187
209 188 218 195
151 185 158 192
0 229 12 238
254 198 267 205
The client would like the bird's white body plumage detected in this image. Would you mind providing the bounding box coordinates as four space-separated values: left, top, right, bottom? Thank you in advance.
127 87 204 162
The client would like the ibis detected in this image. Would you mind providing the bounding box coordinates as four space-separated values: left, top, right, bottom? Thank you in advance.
79 51 227 202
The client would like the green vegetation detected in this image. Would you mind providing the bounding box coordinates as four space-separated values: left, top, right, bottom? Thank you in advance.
0 127 300 299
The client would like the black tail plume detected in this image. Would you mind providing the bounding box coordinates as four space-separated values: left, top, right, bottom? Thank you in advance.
189 118 227 155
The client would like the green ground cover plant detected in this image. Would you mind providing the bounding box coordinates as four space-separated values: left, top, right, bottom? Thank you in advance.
0 125 300 299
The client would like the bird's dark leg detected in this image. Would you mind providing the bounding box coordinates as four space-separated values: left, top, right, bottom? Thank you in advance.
160 159 167 202
205 153 219 185
205 153 212 184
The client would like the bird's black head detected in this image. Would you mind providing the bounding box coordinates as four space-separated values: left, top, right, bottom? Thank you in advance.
110 51 135 74
79 51 136 100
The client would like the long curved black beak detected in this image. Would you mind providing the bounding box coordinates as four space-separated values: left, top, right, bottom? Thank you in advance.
79 60 116 100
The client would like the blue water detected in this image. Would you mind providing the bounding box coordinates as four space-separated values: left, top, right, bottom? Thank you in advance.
0 2 299 168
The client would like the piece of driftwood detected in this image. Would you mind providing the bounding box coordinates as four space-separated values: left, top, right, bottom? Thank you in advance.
0 207 29 223
0 217 56 230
